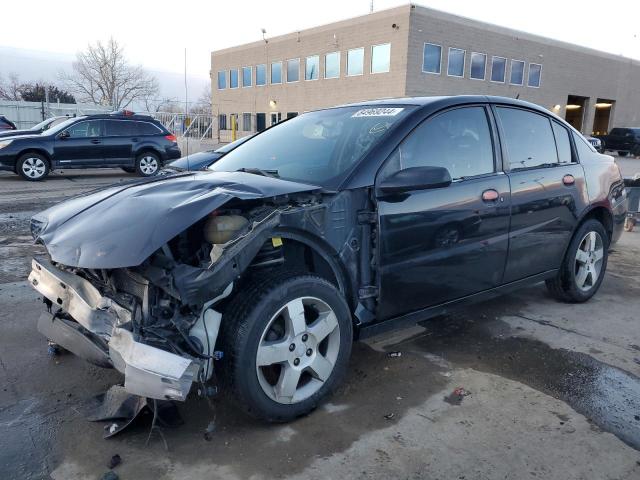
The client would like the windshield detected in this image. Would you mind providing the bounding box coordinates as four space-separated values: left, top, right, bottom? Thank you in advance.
44 117 87 136
209 106 414 188
29 118 55 131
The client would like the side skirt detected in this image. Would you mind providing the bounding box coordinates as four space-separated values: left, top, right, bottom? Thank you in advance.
357 270 557 339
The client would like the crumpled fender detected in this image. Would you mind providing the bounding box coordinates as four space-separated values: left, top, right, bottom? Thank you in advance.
33 171 320 268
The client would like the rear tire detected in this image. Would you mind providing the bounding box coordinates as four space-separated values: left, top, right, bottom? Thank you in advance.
219 269 353 422
546 219 609 302
618 151 629 157
135 152 160 176
17 153 50 181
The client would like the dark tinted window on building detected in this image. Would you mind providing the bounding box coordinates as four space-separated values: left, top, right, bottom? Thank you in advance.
528 63 542 87
496 107 557 169
271 62 282 84
230 69 239 88
470 52 486 80
219 114 227 130
447 48 465 77
491 57 506 82
510 60 524 85
287 58 300 82
382 106 494 180
552 122 573 164
242 66 252 87
256 64 266 86
423 43 441 74
217 71 226 89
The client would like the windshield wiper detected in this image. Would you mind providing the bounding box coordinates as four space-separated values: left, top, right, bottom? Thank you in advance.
236 167 279 178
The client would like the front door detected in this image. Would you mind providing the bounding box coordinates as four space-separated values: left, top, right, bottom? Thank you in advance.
493 105 588 282
256 113 266 132
376 105 511 320
54 119 104 167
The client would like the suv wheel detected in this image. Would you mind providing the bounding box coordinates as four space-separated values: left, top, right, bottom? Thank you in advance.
17 153 50 181
135 152 160 176
618 151 629 157
220 269 353 422
546 219 608 302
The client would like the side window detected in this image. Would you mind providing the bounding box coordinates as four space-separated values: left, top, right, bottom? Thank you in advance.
496 107 557 169
573 132 596 159
552 122 573 164
105 120 136 136
138 122 162 135
610 128 622 136
380 107 494 181
67 120 102 138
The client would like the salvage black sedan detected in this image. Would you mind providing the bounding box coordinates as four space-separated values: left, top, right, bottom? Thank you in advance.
28 96 626 422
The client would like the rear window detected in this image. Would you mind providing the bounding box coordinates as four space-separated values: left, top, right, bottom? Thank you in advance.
138 121 162 135
105 120 138 136
552 122 573 164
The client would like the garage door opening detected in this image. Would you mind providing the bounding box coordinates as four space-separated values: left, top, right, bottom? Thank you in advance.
565 95 589 131
592 99 614 135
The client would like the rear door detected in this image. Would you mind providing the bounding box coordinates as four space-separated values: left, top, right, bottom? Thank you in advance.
494 106 589 282
376 105 511 320
53 119 104 166
103 120 136 165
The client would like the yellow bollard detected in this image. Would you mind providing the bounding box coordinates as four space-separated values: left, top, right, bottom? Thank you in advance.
231 115 237 142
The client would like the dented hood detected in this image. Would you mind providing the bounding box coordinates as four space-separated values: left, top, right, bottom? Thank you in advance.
33 171 320 268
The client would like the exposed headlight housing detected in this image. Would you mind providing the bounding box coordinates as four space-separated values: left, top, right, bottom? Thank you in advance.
30 217 48 241
0 139 13 149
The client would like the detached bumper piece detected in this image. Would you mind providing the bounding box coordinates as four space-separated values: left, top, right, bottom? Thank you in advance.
29 258 199 401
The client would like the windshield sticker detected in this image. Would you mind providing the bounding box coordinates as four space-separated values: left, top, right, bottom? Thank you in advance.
352 107 404 118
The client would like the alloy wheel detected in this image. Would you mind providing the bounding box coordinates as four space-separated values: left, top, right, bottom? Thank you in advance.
21 157 46 179
256 297 341 404
139 156 158 175
574 231 604 292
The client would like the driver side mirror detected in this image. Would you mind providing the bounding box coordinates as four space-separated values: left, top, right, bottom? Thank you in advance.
59 130 70 139
378 166 452 195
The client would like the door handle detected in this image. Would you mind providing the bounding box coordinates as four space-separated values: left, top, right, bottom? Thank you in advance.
563 174 575 186
90 139 101 144
482 189 500 202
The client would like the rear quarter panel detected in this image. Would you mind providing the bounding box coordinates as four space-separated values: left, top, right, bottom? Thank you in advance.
581 152 626 243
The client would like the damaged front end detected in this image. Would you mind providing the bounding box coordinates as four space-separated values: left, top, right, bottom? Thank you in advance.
27 171 340 402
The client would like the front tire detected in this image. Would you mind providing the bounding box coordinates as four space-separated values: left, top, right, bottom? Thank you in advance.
135 152 160 176
219 270 353 422
546 219 609 302
17 153 50 181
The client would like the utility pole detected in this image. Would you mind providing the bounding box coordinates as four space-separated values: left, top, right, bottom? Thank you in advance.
370 0 374 13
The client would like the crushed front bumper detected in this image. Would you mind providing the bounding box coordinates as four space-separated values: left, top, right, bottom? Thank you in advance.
28 257 200 401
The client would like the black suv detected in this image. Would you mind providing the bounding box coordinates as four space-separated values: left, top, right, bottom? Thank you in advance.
29 96 626 422
0 115 16 132
595 127 640 156
0 111 181 180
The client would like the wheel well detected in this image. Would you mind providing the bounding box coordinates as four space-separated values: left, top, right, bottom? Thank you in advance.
580 207 613 240
17 149 51 166
136 148 161 160
279 239 342 291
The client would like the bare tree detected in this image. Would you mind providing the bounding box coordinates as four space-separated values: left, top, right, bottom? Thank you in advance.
60 38 159 109
0 73 23 100
190 86 212 114
142 96 180 113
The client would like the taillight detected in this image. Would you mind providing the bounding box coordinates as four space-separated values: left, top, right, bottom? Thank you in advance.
165 134 177 142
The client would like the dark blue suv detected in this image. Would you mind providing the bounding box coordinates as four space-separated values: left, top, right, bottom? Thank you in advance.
0 111 181 180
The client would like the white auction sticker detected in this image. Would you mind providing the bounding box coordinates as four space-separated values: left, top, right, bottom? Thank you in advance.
352 107 404 118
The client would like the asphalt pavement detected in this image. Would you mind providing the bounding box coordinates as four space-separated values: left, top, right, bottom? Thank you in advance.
0 158 639 480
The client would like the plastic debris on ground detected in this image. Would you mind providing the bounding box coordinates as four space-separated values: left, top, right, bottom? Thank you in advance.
443 387 472 406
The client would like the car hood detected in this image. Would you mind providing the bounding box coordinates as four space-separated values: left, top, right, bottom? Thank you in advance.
33 170 321 269
0 132 44 141
0 129 38 138
167 151 221 171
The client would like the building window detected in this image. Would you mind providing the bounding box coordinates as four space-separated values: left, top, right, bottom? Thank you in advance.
217 71 226 89
242 66 252 87
371 43 391 74
256 64 266 86
242 113 252 131
305 55 319 80
287 58 300 82
470 52 486 80
447 47 465 77
491 56 506 83
325 51 340 78
510 60 525 85
229 68 239 88
271 62 282 84
422 43 442 74
287 112 298 119
347 47 364 76
218 114 227 130
528 63 542 87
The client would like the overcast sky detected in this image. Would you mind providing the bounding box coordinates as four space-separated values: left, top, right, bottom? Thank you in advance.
1 0 638 79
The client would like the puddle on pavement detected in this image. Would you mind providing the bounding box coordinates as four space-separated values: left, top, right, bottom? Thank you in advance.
401 311 640 451
55 342 447 478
